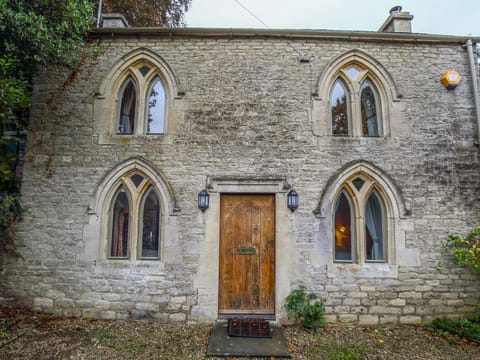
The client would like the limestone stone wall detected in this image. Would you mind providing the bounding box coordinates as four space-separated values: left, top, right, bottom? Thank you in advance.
1 29 479 325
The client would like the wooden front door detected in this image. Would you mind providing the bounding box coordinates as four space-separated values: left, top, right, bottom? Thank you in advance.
219 194 275 315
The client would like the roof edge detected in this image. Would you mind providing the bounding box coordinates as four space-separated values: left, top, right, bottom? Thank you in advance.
92 27 480 43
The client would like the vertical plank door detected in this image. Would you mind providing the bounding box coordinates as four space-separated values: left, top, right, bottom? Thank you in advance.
219 194 275 315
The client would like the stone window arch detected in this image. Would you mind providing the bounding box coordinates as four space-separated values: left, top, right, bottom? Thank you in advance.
333 177 389 263
114 62 169 136
107 172 163 259
315 161 410 265
313 49 401 138
88 158 179 261
94 48 184 143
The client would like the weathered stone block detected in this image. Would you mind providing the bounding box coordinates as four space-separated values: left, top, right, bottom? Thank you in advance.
33 297 53 310
169 313 186 322
359 315 379 326
399 316 422 324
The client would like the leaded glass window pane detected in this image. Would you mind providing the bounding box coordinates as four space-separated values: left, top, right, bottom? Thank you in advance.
139 66 151 77
111 188 129 257
331 79 350 135
334 192 352 261
118 79 136 134
360 79 380 136
352 177 365 191
346 66 360 80
365 191 385 261
131 174 144 188
147 77 166 134
141 188 160 258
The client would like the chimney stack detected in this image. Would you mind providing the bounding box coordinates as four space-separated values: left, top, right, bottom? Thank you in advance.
378 6 413 33
101 13 129 28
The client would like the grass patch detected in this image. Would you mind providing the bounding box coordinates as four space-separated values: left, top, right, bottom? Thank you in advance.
94 330 115 342
0 327 10 338
0 319 13 338
305 344 366 360
327 345 366 360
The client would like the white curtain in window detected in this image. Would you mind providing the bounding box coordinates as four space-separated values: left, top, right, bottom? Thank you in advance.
365 193 383 260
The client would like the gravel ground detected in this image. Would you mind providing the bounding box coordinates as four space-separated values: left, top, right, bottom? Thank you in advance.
1 306 479 359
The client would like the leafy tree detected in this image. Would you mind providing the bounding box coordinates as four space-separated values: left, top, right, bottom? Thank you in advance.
0 0 94 132
102 0 192 27
0 0 94 250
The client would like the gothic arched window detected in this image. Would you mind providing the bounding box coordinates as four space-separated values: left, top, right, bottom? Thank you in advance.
331 79 350 136
329 65 383 137
114 61 170 136
146 76 166 134
360 79 380 136
118 78 137 134
333 176 389 263
109 172 161 259
140 187 161 258
110 187 130 257
334 191 354 261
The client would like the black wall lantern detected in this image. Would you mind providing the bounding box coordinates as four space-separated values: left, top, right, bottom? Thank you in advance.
198 189 209 211
287 189 298 212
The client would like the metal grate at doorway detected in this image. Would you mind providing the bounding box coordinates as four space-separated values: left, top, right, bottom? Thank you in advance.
227 318 272 338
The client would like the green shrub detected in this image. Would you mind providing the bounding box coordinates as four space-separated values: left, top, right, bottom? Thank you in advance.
285 285 325 329
431 317 480 342
444 228 480 271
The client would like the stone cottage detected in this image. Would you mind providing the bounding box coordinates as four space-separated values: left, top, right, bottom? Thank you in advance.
1 9 480 325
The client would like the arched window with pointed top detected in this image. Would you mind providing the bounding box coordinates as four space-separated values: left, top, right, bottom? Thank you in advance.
316 50 401 139
140 187 161 258
329 65 383 137
94 48 184 140
331 79 350 136
107 171 162 259
360 79 380 137
334 190 354 261
365 190 385 261
110 187 130 257
118 78 137 134
331 173 391 264
146 76 166 134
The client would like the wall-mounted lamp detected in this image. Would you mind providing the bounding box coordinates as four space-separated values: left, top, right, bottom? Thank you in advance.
198 189 209 211
440 70 461 90
287 189 298 212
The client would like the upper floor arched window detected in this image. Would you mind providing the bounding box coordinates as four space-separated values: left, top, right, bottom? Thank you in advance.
118 78 137 134
329 65 382 137
315 50 401 139
93 48 185 143
146 76 166 134
116 66 167 135
331 79 350 136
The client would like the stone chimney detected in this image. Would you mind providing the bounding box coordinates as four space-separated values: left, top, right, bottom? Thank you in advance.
102 13 129 28
378 6 413 33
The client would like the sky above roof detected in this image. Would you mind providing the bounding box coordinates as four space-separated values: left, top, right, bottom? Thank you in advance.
185 0 480 37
